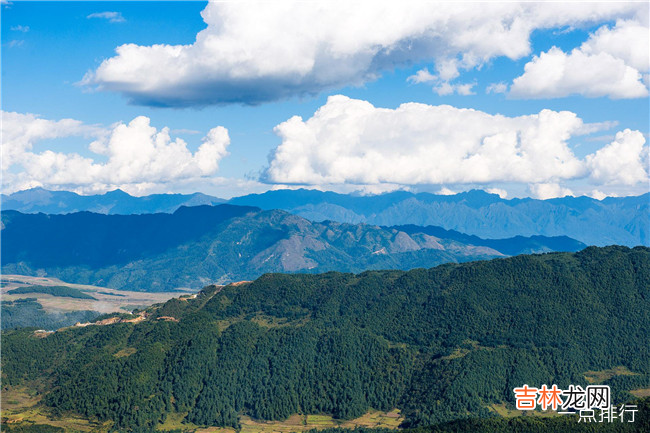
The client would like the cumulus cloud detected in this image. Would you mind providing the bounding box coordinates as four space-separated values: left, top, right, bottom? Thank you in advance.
264 95 648 194
1 111 103 171
266 95 588 185
586 129 649 185
511 20 649 99
83 1 645 106
87 11 125 23
2 112 229 194
529 183 575 200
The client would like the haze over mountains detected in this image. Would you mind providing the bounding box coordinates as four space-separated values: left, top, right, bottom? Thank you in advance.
1 205 585 292
3 187 647 246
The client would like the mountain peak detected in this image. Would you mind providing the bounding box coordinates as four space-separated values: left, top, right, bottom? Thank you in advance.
103 189 131 197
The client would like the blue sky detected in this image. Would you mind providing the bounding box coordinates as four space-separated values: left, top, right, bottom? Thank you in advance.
2 1 649 199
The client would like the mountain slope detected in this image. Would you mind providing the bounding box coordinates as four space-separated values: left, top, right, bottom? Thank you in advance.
392 224 586 255
1 206 585 291
3 246 649 431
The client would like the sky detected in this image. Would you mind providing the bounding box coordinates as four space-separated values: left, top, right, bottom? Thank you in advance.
1 1 649 200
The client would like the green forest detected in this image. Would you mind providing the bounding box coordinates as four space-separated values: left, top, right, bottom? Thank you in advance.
2 246 649 432
1 298 99 330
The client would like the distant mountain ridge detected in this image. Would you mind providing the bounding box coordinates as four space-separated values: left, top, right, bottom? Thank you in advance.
1 205 585 291
2 187 647 246
230 189 649 247
1 187 225 215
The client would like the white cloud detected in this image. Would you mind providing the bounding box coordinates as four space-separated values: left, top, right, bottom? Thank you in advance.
407 68 437 84
581 20 649 72
486 188 508 198
590 189 609 200
529 183 574 200
1 111 103 171
486 82 508 94
585 129 648 185
433 82 454 96
430 81 476 96
87 11 125 23
1 112 230 194
83 1 645 106
511 20 649 99
266 95 588 185
264 95 649 194
455 83 476 96
437 187 457 196
10 25 29 32
575 120 619 136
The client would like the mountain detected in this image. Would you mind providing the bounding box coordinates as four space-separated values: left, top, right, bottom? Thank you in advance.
1 187 224 214
3 246 649 432
1 205 585 292
230 189 650 247
4 187 647 246
392 224 586 255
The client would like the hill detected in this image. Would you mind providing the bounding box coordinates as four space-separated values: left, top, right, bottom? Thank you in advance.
2 246 649 432
1 205 585 291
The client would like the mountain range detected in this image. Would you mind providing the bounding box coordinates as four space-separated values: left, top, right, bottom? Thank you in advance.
230 189 649 247
0 204 585 291
3 187 648 246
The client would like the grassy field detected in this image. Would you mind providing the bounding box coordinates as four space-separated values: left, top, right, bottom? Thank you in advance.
158 409 402 432
1 274 191 316
4 394 403 433
163 410 403 433
630 388 650 398
584 366 639 384
488 403 562 419
1 385 111 432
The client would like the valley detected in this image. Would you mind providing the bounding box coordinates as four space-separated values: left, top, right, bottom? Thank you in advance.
1 275 190 330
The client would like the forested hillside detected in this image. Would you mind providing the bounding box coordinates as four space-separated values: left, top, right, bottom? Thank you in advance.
2 246 649 432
